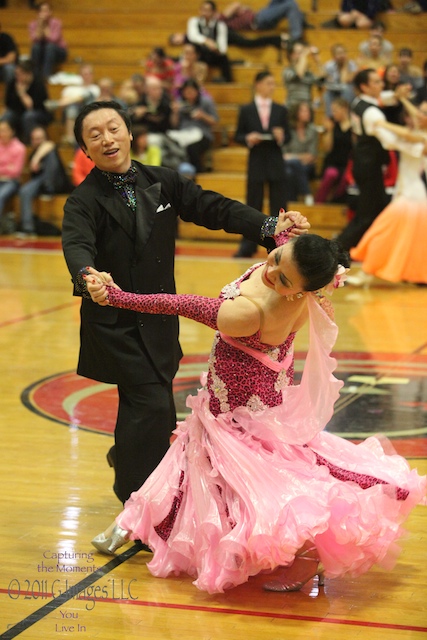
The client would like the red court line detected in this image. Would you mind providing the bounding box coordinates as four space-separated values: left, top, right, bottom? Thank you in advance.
1 589 425 633
0 302 77 329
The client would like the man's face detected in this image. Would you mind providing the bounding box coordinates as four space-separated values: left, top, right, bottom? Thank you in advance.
333 46 346 64
256 75 276 99
30 127 46 148
399 53 411 68
81 108 132 174
200 2 214 20
362 71 384 99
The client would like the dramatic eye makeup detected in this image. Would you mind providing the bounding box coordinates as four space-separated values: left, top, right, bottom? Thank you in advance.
275 249 292 287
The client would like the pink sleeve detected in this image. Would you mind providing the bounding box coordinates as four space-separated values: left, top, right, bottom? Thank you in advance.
46 18 63 44
106 288 222 331
7 141 26 179
273 224 296 247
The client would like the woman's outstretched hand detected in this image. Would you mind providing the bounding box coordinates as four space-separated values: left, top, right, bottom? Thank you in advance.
275 208 310 237
83 267 121 306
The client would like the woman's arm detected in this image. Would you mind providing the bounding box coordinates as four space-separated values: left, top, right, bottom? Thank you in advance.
374 119 427 143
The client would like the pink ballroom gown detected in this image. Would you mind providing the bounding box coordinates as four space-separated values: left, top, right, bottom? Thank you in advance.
105 264 426 594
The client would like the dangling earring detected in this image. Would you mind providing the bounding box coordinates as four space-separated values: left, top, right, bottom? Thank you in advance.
285 292 305 301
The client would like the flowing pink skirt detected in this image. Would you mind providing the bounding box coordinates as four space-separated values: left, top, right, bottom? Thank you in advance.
117 388 426 594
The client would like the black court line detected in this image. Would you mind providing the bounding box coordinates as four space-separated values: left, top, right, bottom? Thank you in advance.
0 543 146 639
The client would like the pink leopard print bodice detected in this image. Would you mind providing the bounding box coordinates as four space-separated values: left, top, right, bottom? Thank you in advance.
106 263 295 417
206 264 295 416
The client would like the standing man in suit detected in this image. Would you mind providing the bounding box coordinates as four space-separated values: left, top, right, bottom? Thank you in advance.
62 100 307 505
234 70 291 258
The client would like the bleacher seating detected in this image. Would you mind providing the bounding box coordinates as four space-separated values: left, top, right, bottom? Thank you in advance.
1 0 426 239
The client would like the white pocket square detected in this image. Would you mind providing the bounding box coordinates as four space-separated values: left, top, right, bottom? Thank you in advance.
156 203 171 213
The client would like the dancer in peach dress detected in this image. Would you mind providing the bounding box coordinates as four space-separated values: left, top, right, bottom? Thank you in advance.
350 100 427 285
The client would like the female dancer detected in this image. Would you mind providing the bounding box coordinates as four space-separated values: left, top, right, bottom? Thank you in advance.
350 100 427 285
86 210 426 594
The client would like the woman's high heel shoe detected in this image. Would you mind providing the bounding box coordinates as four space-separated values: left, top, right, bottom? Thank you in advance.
91 524 130 555
263 547 325 592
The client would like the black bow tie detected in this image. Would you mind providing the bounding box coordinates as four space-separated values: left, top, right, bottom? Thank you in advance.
103 166 137 188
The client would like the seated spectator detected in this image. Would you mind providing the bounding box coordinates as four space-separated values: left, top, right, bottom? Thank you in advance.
0 119 26 230
315 97 352 203
98 76 126 109
28 1 67 79
283 101 318 205
382 64 406 124
144 47 176 94
283 41 325 109
358 20 393 63
323 43 358 117
16 125 71 236
158 134 196 178
4 60 52 143
186 1 233 82
130 73 146 103
356 35 388 75
397 48 423 93
169 78 219 172
338 0 383 29
169 28 285 60
72 147 95 187
128 75 172 134
0 21 19 84
44 63 100 145
172 42 209 99
218 0 305 43
130 125 162 166
117 78 139 110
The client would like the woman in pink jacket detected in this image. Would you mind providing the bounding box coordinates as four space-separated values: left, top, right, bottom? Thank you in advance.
0 119 26 226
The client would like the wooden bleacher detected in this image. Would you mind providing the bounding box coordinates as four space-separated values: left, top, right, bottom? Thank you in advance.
1 0 426 239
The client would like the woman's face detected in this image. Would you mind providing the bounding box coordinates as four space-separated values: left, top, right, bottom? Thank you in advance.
298 103 311 123
0 121 14 144
182 86 198 103
262 242 306 297
385 66 400 84
330 102 347 122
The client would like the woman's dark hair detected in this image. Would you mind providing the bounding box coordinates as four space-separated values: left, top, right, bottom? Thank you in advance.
74 101 131 149
180 79 201 104
289 101 314 127
291 234 350 292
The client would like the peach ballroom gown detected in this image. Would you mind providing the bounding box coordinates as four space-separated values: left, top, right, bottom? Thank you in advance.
351 150 427 283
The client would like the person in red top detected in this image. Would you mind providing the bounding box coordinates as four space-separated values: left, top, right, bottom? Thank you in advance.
28 1 67 78
72 147 95 187
145 47 176 94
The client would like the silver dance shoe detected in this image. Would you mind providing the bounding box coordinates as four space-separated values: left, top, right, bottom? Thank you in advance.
91 524 130 555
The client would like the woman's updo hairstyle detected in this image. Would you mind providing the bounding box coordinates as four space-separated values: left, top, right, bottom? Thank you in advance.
291 234 350 292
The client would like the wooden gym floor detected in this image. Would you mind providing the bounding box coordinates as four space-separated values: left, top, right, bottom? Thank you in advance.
0 235 426 639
